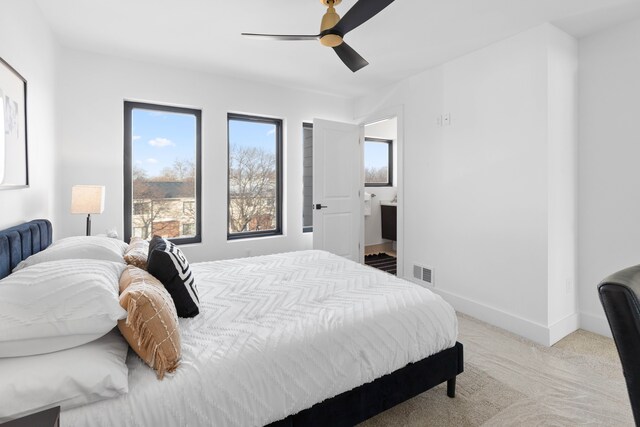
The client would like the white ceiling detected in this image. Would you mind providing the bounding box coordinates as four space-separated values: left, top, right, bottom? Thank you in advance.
35 0 640 98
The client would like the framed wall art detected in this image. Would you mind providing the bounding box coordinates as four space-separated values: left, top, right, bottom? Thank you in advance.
0 56 28 189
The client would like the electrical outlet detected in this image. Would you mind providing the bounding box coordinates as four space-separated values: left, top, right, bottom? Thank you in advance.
436 115 443 127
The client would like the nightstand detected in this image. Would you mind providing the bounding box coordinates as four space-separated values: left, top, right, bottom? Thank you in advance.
1 407 60 427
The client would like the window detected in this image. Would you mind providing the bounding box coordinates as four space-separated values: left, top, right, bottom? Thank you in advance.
124 101 202 244
133 201 150 215
302 123 313 233
182 223 195 236
364 138 393 187
183 201 195 215
227 113 282 239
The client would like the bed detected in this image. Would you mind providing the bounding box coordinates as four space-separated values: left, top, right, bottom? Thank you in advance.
0 220 463 427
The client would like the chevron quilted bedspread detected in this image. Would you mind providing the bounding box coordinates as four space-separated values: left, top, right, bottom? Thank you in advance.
62 250 458 427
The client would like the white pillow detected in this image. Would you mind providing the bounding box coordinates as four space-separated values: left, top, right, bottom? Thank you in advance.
0 329 129 422
13 236 128 272
0 259 127 357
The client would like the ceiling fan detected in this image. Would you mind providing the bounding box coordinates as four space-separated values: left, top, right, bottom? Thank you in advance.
242 0 396 73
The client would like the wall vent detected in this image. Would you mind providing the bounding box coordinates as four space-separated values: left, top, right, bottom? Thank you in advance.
413 264 434 285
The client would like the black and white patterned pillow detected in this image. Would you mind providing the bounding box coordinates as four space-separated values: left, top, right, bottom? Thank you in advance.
147 236 199 318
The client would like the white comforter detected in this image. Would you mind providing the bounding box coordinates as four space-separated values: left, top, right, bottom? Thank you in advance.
62 250 457 427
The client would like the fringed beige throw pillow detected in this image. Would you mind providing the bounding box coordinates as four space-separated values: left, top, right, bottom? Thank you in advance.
124 237 149 270
118 265 181 379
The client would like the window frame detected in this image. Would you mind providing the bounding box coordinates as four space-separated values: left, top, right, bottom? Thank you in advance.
227 113 283 240
124 101 202 245
364 137 393 188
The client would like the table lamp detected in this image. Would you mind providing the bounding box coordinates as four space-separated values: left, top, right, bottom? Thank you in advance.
71 185 105 236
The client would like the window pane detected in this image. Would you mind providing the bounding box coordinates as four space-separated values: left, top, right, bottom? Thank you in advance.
228 115 281 237
364 140 390 185
128 106 199 241
302 124 313 232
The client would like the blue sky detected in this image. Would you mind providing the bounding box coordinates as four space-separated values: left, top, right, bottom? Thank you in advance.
132 109 196 176
364 140 389 169
228 119 276 152
132 109 386 175
132 112 276 177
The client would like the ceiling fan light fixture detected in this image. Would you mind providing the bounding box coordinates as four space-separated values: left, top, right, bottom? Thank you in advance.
320 33 343 47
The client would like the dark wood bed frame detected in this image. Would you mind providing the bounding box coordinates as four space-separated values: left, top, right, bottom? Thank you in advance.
0 219 464 427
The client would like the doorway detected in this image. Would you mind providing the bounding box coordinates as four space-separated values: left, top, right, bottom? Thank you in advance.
363 117 399 275
308 113 403 276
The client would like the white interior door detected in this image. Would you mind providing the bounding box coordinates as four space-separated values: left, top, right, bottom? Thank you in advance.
312 119 362 262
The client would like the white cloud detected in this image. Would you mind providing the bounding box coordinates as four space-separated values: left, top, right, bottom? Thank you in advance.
267 128 275 135
132 135 141 141
147 158 158 164
148 137 174 147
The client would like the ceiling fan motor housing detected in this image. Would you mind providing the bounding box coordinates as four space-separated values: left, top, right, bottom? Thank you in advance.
320 0 343 47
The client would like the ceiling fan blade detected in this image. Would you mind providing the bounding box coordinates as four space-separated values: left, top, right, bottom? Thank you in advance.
242 33 319 41
332 0 395 36
333 42 369 72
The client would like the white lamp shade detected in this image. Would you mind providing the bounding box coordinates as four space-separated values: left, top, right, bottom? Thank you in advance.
71 185 105 214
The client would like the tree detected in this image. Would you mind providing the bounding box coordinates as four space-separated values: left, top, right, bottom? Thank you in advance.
132 164 148 181
365 166 389 184
132 181 173 239
132 158 197 239
228 145 277 233
159 159 195 181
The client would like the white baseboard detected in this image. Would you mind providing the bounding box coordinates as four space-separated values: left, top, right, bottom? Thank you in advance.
421 283 554 346
409 280 583 346
579 311 612 338
548 313 580 345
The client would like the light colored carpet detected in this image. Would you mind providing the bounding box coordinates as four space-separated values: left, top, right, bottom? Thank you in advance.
359 314 634 426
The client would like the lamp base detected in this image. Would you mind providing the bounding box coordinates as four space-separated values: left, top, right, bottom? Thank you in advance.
86 214 91 236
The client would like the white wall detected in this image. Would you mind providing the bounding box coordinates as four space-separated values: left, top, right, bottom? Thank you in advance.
578 18 640 337
0 0 58 230
55 48 352 262
354 24 578 345
364 118 397 247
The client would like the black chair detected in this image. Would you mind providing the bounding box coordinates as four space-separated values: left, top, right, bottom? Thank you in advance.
598 265 640 426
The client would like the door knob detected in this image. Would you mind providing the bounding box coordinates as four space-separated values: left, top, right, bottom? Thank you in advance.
314 204 328 210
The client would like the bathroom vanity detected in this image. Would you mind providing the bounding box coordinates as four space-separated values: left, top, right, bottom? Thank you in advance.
380 202 397 241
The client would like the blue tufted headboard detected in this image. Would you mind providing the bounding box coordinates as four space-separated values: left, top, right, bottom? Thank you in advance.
0 219 52 280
